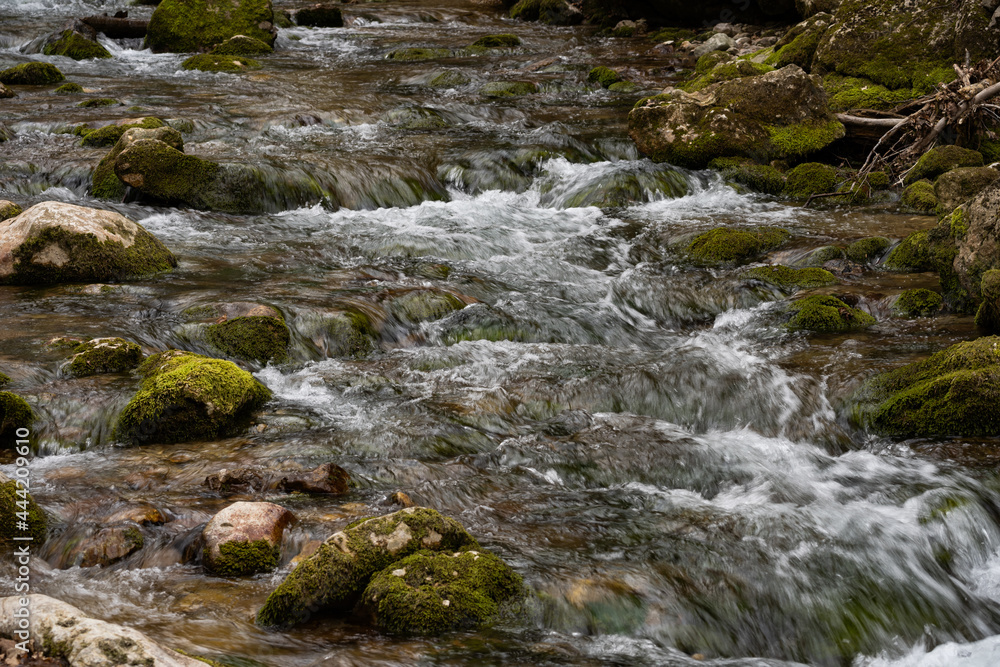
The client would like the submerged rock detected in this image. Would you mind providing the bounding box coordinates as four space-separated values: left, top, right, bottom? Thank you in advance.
686 227 791 265
66 337 144 377
480 81 538 97
0 82 13 98
145 0 277 53
65 523 144 568
275 463 351 495
202 501 295 576
0 61 64 85
785 295 875 333
114 350 271 445
256 507 479 628
388 289 468 323
43 29 112 60
0 473 46 543
470 34 521 48
386 48 451 62
0 201 177 285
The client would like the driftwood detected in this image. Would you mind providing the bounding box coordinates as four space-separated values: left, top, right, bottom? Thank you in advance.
81 15 149 39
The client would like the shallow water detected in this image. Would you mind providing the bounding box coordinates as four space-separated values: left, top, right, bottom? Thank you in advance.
1 2 999 666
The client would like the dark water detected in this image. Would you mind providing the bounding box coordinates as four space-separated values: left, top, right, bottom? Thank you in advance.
3 2 1000 666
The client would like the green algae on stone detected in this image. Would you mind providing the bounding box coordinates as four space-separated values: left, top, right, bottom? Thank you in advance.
901 180 937 213
0 201 22 221
114 350 271 445
588 66 621 88
205 315 290 363
213 539 280 576
80 117 166 148
0 392 34 448
321 310 379 358
470 34 521 48
851 336 1000 437
769 12 832 70
0 373 9 388
43 30 112 60
883 231 935 271
823 74 916 112
382 106 449 130
682 60 773 93
845 237 891 263
210 35 274 56
77 98 120 108
905 146 984 185
67 338 143 377
386 48 451 62
480 81 538 97
54 82 83 94
0 62 65 85
256 507 479 629
694 51 733 75
892 289 943 318
359 549 524 635
785 295 876 333
145 0 277 53
783 162 837 198
741 265 837 291
687 227 791 265
0 479 47 543
181 54 262 73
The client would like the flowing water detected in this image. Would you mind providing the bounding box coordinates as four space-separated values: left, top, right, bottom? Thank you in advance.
3 2 1000 666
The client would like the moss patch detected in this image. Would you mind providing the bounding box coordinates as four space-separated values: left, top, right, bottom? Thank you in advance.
822 73 916 112
470 34 521 48
710 159 785 195
386 48 451 61
0 62 65 85
77 98 120 108
741 265 837 291
205 315 290 363
80 117 165 148
68 338 143 377
687 227 791 265
905 146 984 185
784 162 837 198
0 201 22 221
0 392 34 449
43 30 112 60
55 82 83 94
846 237 891 263
181 54 262 73
0 480 47 543
588 66 621 88
295 5 344 28
901 180 937 213
210 35 274 56
212 539 281 576
145 0 277 53
893 289 943 317
785 295 876 333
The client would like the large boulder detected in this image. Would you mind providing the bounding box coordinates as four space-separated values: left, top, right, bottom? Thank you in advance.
202 501 295 576
256 507 478 628
0 595 207 666
0 202 177 285
114 350 272 445
194 303 290 363
629 65 843 168
145 0 277 53
92 125 184 200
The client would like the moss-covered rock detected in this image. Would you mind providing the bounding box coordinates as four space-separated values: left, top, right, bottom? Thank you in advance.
798 245 845 266
0 373 9 388
54 82 83 94
510 0 582 25
386 48 451 62
389 290 467 323
480 81 538 97
901 180 937 213
77 98 120 108
428 70 471 88
210 34 274 56
741 265 837 290
202 502 295 576
905 145 984 185
954 181 1000 303
934 166 999 216
784 162 837 197
145 0 277 53
470 34 521 48
256 507 479 628
0 201 22 221
845 237 891 263
91 125 184 201
686 227 791 265
893 288 943 317
0 392 33 449
852 336 1000 436
0 82 13 98
588 66 621 88
785 295 876 333
359 550 524 635
0 201 177 285
682 60 773 93
67 338 143 377
382 106 449 130
770 12 832 69
823 73 914 112
181 54 262 72
0 478 47 544
43 30 112 60
312 309 380 358
694 51 733 75
975 270 1000 332
294 4 343 28
205 316 290 364
65 523 145 568
80 117 166 148
114 350 271 445
0 62 65 85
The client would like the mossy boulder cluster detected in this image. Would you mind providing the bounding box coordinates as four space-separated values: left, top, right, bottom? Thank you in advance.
256 507 524 635
0 201 177 285
202 501 295 576
66 338 143 377
145 0 278 53
114 350 271 445
80 116 167 148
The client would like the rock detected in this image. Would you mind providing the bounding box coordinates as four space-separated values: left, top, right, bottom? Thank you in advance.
893 288 943 318
309 308 379 358
78 97 121 108
210 34 274 56
295 4 344 28
901 180 937 213
0 595 207 666
205 467 267 495
710 158 786 194
181 53 262 72
0 373 9 388
145 0 277 53
509 0 583 25
691 33 735 58
359 550 524 635
0 82 14 98
905 145 985 185
470 34 521 48
382 106 449 130
275 463 350 495
784 162 837 197
883 217 969 311
114 350 271 445
588 66 621 88
0 62 64 85
0 473 46 543
92 125 184 201
741 265 837 290
480 81 538 97
628 65 844 168
796 0 841 17
386 47 451 61
785 294 876 332
683 59 774 93
390 491 415 508
388 290 467 323
0 201 22 221
686 226 791 265
934 166 999 215
80 116 167 148
43 29 112 60
770 13 832 70
0 122 12 143
975 270 1000 332
428 70 471 88
611 20 644 37
852 336 1000 436
54 81 83 94
65 337 143 377
202 501 295 576
256 507 479 628
103 504 168 525
65 523 144 567
0 201 177 285
194 303 290 364
845 237 891 263
797 245 846 266
954 181 1000 301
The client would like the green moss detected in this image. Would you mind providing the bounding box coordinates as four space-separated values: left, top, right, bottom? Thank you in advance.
210 35 273 56
768 121 844 163
975 270 1000 332
114 350 271 445
588 66 621 88
0 62 65 85
0 201 22 221
741 265 837 291
893 289 943 317
694 51 732 75
205 316 290 363
54 82 83 94
0 480 47 543
649 27 696 43
68 338 143 377
213 539 280 576
0 373 10 388
883 231 933 271
323 310 379 358
785 295 876 333
470 34 521 48
390 291 466 323
386 48 451 61
687 227 791 265
181 54 262 73
772 20 826 69
683 60 772 93
799 245 845 266
784 162 838 198
822 73 916 112
509 0 575 23
480 81 538 97
901 180 937 213
428 70 470 88
145 0 276 53
905 146 984 185
846 237 891 263
934 167 998 217
80 117 165 148
383 106 448 130
0 392 34 448
91 125 184 201
77 98 120 108
43 30 112 60
360 550 524 635
710 159 785 195
852 336 1000 436
607 81 639 93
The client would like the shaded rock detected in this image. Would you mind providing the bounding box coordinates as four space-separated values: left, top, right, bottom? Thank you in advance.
0 473 46 543
0 82 14 98
65 523 144 567
145 0 277 53
427 69 471 88
785 294 875 332
510 0 583 25
588 66 621 88
43 29 112 60
470 34 521 48
0 595 207 666
0 62 64 85
295 4 344 28
845 237 891 263
905 145 984 185
686 226 791 265
975 270 1000 332
114 350 271 445
0 201 177 285
901 180 937 213
202 501 295 576
0 201 22 221
691 33 735 59
92 125 184 201
955 182 1000 301
205 467 267 496
79 116 166 148
275 463 350 495
388 289 467 323
256 507 478 628
710 158 786 195
784 162 837 197
893 288 943 318
934 166 999 216
181 53 262 72
770 12 832 70
210 34 274 56
65 337 143 377
741 265 837 291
